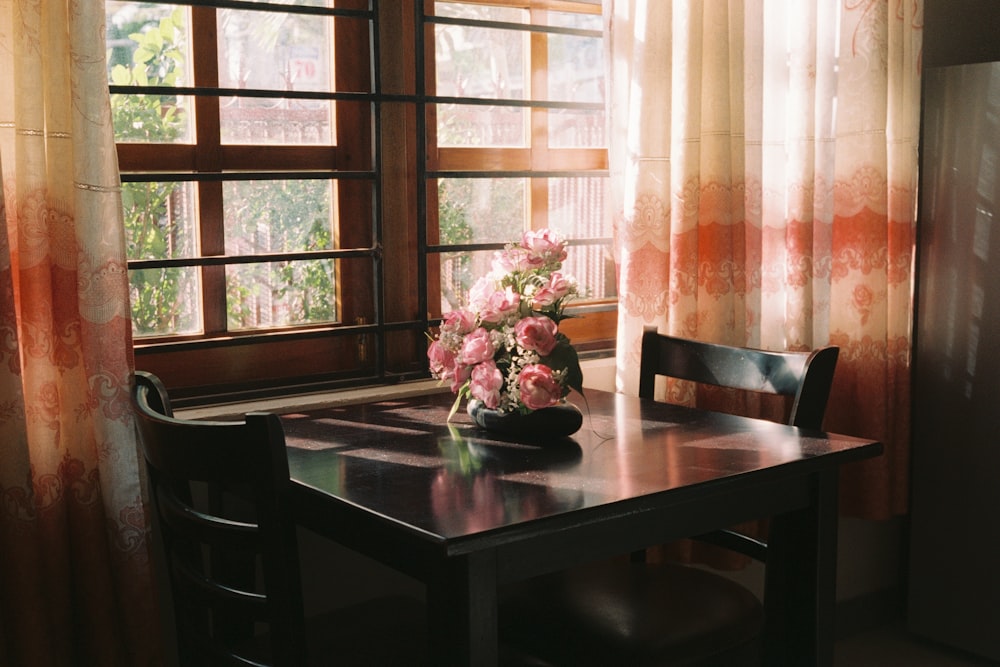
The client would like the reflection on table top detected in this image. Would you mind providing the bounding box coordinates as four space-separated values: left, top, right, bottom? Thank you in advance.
281 389 880 543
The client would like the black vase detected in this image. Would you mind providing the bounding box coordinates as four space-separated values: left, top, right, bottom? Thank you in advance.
467 398 583 439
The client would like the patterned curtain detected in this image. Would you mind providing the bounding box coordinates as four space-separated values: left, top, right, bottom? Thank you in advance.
608 0 922 520
0 1 161 664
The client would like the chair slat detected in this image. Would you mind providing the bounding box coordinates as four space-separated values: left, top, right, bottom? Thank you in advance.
171 555 268 612
155 484 262 550
133 372 308 666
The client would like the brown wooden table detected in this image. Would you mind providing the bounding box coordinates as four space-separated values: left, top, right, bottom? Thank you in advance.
282 388 882 666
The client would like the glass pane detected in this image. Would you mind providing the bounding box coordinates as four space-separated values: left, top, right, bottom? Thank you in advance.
549 177 614 301
123 180 200 337
436 103 526 147
435 3 527 23
550 109 605 148
434 23 527 100
218 8 341 144
548 10 602 31
565 243 616 301
227 260 336 329
107 3 194 143
123 181 198 260
130 267 203 336
437 178 526 246
238 0 336 7
547 177 605 237
435 249 494 314
111 93 194 143
223 180 335 254
220 96 334 145
218 9 333 93
548 33 603 104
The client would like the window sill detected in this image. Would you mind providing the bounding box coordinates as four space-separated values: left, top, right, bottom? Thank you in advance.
177 356 616 420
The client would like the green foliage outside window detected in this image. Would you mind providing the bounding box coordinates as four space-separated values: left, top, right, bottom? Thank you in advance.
224 179 335 330
110 7 338 335
110 7 195 335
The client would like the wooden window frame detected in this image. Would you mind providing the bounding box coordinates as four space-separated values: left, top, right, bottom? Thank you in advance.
113 0 614 407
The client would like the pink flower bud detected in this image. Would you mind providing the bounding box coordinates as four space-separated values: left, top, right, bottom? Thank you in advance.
521 229 568 265
470 361 504 409
531 271 573 308
468 276 495 312
441 309 476 335
427 340 456 378
450 361 471 394
492 246 540 273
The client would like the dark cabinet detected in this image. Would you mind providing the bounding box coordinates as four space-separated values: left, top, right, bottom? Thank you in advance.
908 61 1000 663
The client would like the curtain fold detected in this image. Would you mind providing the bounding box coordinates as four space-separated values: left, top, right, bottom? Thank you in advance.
608 0 922 520
0 0 161 664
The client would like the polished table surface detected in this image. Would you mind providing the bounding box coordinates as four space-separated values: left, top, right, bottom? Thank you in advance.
281 389 882 666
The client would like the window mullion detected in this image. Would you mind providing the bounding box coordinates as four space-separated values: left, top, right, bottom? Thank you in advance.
530 7 548 228
191 6 221 162
190 6 227 335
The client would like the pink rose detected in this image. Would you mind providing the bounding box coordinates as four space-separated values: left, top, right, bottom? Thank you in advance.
459 327 496 365
518 364 563 410
427 340 456 378
441 309 476 336
531 271 573 308
468 276 495 312
479 286 521 324
515 316 558 355
449 361 471 393
521 229 567 264
470 361 504 409
492 247 540 273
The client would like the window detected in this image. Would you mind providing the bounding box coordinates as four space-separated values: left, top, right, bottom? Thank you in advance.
108 0 612 405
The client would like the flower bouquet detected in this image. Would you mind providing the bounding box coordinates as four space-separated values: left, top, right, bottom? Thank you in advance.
427 229 584 425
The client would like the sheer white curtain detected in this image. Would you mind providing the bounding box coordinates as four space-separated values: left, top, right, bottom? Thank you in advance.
0 0 160 664
607 0 922 519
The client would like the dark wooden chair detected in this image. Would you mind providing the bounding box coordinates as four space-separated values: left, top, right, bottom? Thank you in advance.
132 370 428 667
499 330 839 666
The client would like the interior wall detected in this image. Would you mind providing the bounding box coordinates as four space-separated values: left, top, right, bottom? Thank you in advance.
924 0 1000 68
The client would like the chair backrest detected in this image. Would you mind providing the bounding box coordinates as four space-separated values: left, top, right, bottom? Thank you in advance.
637 331 840 562
638 329 839 430
132 371 307 666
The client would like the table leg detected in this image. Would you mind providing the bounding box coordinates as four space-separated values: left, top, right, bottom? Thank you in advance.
427 550 499 666
763 469 840 666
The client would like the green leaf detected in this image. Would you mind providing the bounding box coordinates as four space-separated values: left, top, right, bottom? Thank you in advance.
158 17 174 40
446 384 469 422
543 338 584 396
110 64 131 86
147 25 164 51
165 48 184 66
133 66 149 87
133 46 154 66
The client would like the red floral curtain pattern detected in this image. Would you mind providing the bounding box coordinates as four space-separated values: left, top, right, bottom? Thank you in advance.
0 0 160 664
608 0 922 519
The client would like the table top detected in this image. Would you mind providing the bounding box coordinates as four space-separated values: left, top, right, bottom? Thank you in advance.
282 389 881 550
